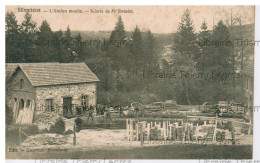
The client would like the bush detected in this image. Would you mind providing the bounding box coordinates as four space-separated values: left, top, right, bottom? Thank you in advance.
39 128 49 134
64 129 74 135
6 103 13 125
49 117 65 134
24 124 39 135
75 118 83 132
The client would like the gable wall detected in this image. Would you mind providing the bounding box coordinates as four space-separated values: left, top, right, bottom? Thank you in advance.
6 68 36 107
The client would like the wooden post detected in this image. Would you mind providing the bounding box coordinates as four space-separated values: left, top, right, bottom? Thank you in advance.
140 123 144 146
213 114 218 143
169 124 172 140
136 123 139 141
187 117 190 144
166 121 170 138
182 126 185 144
163 121 167 144
126 119 130 141
130 119 133 141
73 123 76 146
147 122 151 144
187 124 190 144
19 124 22 146
175 122 178 128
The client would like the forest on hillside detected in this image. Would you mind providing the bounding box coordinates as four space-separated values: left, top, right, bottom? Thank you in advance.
5 9 253 106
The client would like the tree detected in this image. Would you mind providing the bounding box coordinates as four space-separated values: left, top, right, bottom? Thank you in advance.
37 20 54 61
52 30 64 62
64 25 72 46
211 20 233 71
62 26 74 62
130 26 143 75
109 16 126 41
107 16 128 71
143 30 158 71
172 9 199 60
197 20 212 70
73 33 85 61
171 9 199 105
5 12 21 62
20 12 37 62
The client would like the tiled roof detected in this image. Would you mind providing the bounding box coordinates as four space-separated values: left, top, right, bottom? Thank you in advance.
6 63 19 79
7 63 99 86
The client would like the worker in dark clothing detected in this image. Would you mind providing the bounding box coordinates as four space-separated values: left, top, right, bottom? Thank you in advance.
75 106 81 115
83 105 87 112
96 105 100 116
231 126 236 145
101 106 105 116
105 109 112 122
119 106 123 117
68 105 73 115
87 105 94 123
215 108 220 116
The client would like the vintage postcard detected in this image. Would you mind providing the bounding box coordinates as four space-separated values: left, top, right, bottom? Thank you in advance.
5 5 254 159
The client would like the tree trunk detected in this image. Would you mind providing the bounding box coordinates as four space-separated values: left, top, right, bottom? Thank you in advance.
186 89 191 105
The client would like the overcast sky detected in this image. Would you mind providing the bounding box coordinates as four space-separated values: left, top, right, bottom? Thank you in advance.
6 6 255 33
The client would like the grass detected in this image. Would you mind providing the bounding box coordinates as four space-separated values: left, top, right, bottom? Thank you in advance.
6 144 252 159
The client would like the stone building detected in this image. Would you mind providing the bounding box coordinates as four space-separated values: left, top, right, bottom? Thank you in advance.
6 62 99 121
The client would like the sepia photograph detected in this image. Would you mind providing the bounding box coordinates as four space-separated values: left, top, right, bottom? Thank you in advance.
5 5 255 159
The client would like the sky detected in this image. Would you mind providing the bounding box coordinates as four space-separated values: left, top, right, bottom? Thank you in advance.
6 5 255 33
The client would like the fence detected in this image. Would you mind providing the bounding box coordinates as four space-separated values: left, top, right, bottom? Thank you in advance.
125 117 243 145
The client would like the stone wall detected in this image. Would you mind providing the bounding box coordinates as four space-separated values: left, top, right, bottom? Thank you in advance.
35 82 97 115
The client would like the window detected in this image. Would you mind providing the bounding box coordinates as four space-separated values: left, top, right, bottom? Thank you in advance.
20 79 24 89
26 100 31 108
45 99 54 112
19 99 24 110
81 95 88 108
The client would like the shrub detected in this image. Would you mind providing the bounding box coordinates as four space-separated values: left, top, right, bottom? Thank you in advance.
75 118 83 132
23 124 39 135
6 103 13 125
64 129 74 135
39 128 49 134
49 117 65 134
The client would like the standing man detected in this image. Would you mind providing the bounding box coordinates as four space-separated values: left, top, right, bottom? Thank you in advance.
101 106 105 116
105 109 112 122
87 105 94 123
119 106 123 117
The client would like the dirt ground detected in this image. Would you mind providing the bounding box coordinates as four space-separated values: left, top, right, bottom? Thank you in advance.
20 129 141 151
20 128 253 150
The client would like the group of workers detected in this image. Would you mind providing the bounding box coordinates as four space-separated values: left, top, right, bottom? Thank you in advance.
74 105 124 123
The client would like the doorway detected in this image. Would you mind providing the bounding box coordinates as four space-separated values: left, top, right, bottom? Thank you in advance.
63 97 72 116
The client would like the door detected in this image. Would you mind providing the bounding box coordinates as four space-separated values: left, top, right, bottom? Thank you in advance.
63 97 72 116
